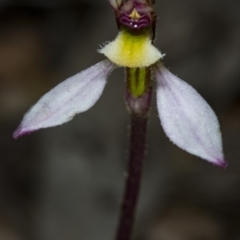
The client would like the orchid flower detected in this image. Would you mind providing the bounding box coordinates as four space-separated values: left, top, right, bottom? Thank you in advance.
13 0 226 167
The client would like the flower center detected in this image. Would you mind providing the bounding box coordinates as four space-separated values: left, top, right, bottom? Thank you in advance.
99 30 162 68
119 8 151 30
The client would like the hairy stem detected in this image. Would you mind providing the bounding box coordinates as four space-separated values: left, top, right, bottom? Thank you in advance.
116 115 148 240
116 67 152 240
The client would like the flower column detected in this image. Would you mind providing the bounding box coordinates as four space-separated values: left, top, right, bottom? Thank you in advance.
101 1 159 240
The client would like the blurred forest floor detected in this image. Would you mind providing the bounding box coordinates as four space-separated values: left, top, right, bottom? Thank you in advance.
0 1 240 240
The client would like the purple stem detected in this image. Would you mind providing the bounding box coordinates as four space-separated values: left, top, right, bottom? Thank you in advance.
116 114 148 240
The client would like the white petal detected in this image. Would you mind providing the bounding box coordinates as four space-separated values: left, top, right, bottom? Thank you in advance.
13 60 115 138
155 64 226 167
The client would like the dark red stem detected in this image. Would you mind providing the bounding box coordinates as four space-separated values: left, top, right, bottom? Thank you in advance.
116 114 148 240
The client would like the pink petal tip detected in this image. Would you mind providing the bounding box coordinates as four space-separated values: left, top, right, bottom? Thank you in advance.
214 159 228 168
12 126 34 139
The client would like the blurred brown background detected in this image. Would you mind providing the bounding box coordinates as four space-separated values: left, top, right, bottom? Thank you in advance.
0 0 240 240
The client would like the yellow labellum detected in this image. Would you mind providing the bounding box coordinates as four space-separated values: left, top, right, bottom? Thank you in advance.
99 30 162 68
